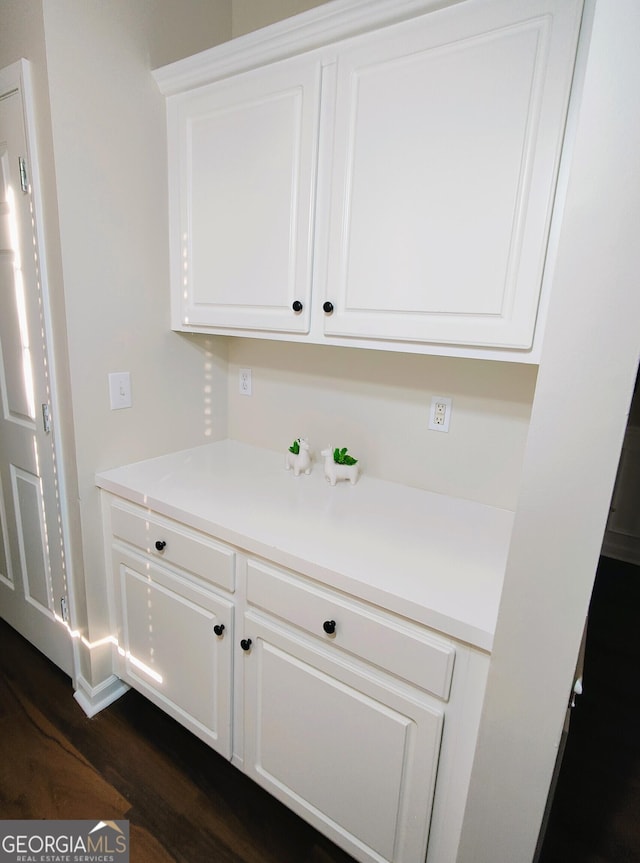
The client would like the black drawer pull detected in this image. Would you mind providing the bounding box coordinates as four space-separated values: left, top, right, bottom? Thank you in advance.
214 624 225 637
323 301 334 314
155 540 166 551
240 638 252 651
323 620 336 635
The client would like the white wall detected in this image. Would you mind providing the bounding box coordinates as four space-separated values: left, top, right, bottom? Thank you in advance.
227 339 536 509
39 0 232 685
232 0 330 36
147 0 231 68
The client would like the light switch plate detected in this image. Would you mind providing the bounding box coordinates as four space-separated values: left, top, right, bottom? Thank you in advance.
109 372 132 410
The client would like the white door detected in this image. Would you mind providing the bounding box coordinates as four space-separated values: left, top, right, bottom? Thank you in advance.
0 61 73 675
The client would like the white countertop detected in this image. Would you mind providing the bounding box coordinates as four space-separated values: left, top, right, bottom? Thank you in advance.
96 440 513 651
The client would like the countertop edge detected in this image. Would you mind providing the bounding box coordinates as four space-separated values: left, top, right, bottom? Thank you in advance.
96 454 501 652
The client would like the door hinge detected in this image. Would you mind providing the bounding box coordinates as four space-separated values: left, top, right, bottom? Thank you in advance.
60 596 69 622
42 403 51 433
18 156 28 193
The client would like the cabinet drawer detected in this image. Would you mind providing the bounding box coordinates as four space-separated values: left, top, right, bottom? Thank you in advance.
246 559 455 699
110 501 235 592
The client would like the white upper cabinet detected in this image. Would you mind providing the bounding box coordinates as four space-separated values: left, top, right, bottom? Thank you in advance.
323 0 581 349
155 0 583 360
168 55 321 333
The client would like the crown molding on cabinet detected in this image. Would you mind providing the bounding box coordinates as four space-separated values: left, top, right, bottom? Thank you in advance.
152 0 465 95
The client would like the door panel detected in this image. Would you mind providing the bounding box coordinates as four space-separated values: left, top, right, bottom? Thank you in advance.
0 205 35 424
13 467 49 610
0 475 12 588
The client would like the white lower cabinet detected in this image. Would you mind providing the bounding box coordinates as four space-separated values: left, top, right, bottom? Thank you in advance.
241 613 443 863
107 499 234 757
103 495 487 863
240 557 458 863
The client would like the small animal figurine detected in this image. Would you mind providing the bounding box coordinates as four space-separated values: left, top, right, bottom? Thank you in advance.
321 447 359 486
285 438 312 476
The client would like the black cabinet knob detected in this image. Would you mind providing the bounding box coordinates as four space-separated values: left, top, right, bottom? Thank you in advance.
292 300 303 312
155 540 166 551
323 301 334 314
213 624 225 637
323 620 336 635
240 638 252 651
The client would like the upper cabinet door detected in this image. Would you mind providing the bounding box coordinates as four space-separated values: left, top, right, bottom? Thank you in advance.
322 0 582 349
170 54 322 333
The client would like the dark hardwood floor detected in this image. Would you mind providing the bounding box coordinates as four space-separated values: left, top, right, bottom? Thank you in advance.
539 556 640 863
0 619 355 863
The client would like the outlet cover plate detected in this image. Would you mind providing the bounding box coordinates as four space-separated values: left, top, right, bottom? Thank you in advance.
429 396 451 432
239 368 252 396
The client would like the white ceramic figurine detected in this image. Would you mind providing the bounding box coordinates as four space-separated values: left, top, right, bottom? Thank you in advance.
321 447 359 486
285 438 312 476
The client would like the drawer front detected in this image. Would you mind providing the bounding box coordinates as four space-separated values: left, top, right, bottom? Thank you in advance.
110 500 235 591
246 559 455 699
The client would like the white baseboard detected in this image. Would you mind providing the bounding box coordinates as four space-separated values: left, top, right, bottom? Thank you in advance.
74 673 130 718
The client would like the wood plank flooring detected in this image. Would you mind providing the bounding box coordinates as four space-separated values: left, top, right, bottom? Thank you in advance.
0 619 355 863
538 556 640 863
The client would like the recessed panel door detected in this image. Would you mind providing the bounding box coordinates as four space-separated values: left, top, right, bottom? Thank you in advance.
114 551 233 757
0 64 72 675
322 0 583 349
172 54 321 334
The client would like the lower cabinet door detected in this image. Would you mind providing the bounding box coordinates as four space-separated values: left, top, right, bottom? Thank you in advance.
242 615 444 863
113 550 233 757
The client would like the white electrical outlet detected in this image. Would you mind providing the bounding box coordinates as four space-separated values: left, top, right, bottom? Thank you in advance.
429 396 452 432
108 372 132 410
239 368 252 396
